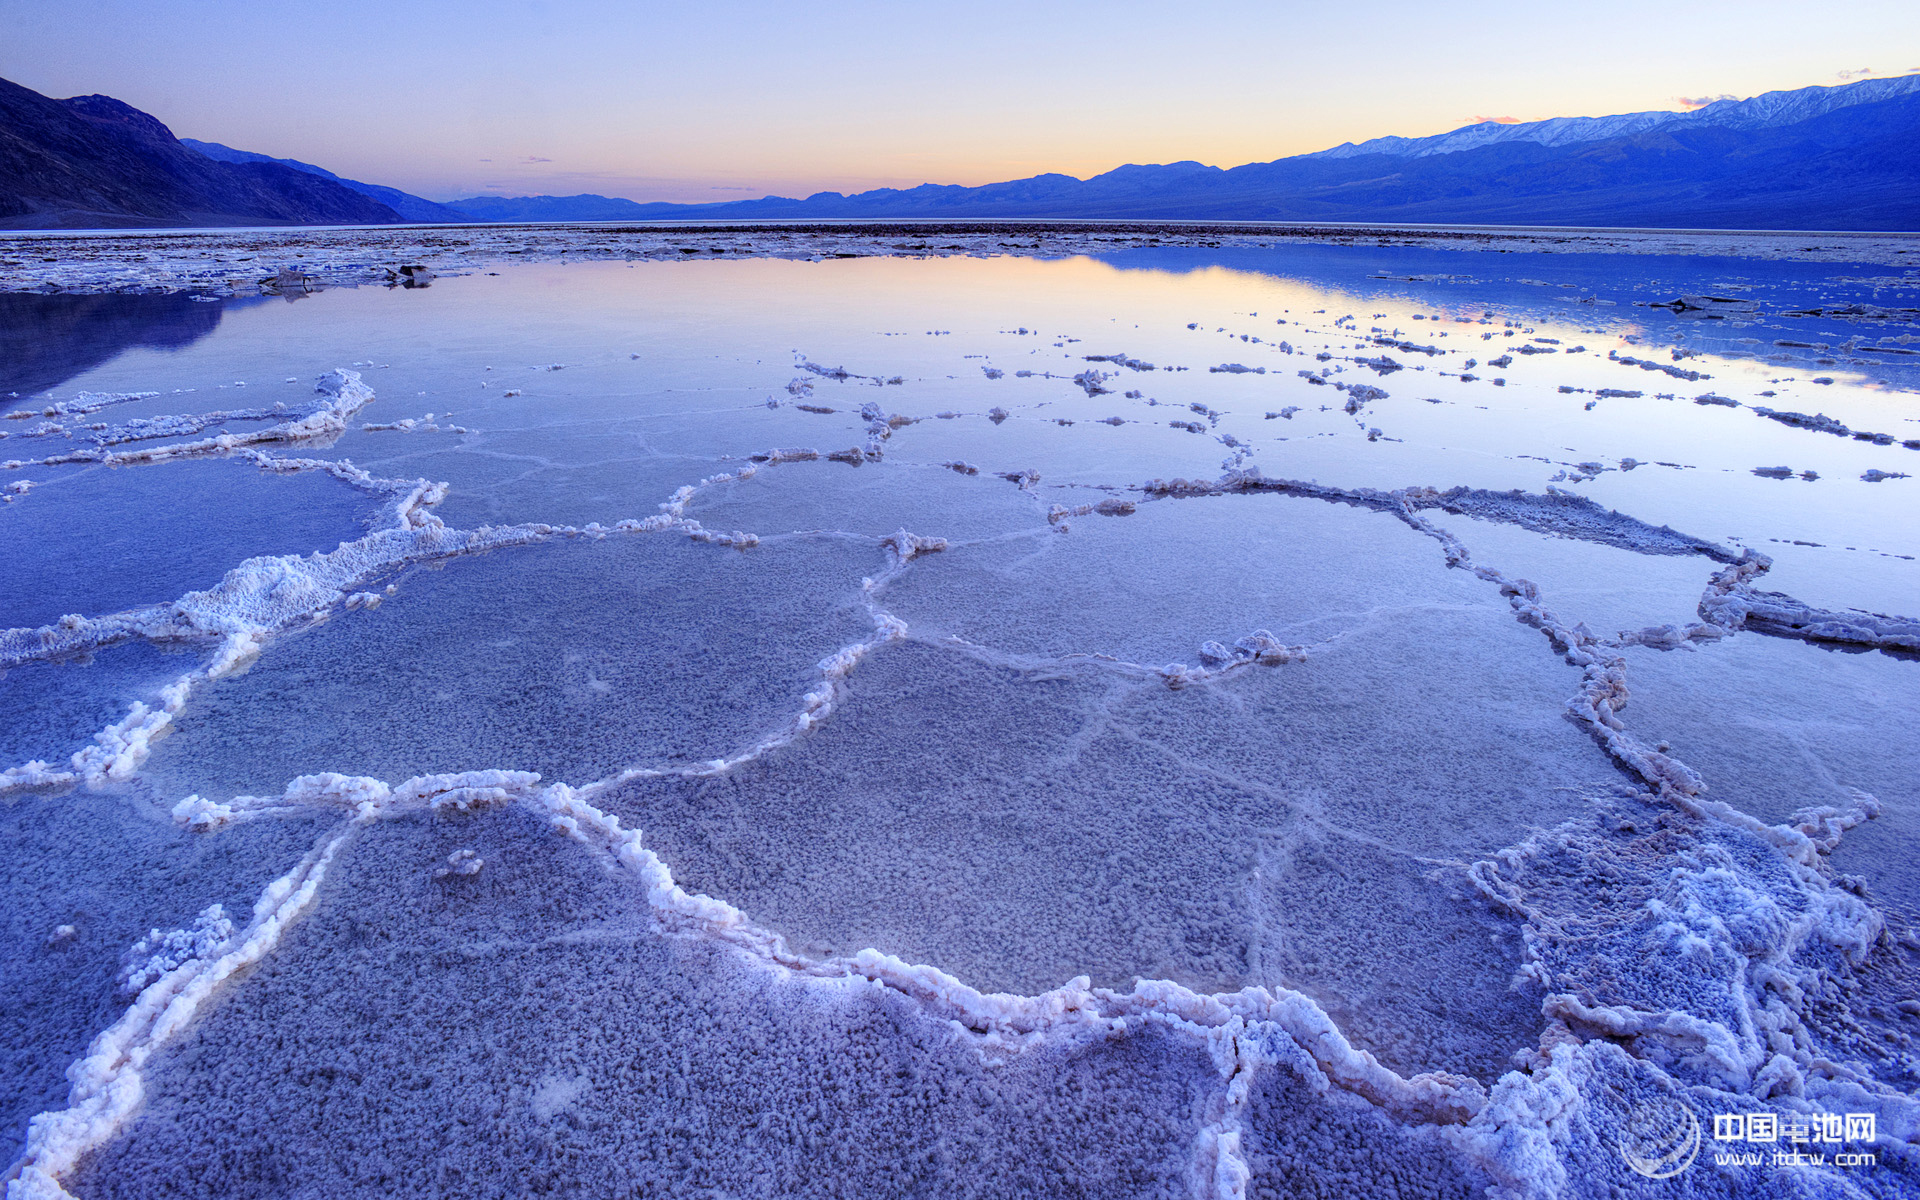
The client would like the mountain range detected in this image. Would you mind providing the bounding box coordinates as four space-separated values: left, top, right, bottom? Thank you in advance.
443 74 1920 230
179 139 470 224
0 76 402 229
2 73 1916 231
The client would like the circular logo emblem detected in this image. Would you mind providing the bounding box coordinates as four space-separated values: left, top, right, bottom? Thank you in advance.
1619 1098 1702 1180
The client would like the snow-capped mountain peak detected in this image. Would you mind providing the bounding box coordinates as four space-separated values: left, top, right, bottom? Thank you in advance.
1309 72 1920 160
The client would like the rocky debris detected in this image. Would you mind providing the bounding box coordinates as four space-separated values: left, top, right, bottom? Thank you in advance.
1608 351 1709 382
1643 294 1753 317
1370 336 1443 357
1751 406 1851 437
1082 352 1155 371
1353 355 1403 375
1072 370 1112 396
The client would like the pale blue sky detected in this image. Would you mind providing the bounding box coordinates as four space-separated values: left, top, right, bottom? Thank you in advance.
4 0 1916 202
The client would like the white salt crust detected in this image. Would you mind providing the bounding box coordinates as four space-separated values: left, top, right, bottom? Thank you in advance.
3 367 1916 1199
2 223 1912 303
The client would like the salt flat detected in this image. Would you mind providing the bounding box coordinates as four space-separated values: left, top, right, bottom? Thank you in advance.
3 230 1917 1199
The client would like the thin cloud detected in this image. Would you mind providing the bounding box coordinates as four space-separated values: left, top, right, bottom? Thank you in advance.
1675 93 1738 110
523 156 553 163
1835 67 1874 80
1472 114 1521 125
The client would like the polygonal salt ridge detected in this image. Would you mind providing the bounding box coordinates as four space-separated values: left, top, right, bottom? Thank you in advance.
164 537 897 812
879 528 947 563
117 904 236 996
1611 622 1727 651
1789 789 1883 856
1464 794 1896 1112
65 677 194 786
1391 493 1874 878
497 786 1489 1200
0 760 77 793
534 782 1490 1128
0 517 598 788
1046 498 1137 523
0 514 563 672
640 462 774 547
7 405 288 448
172 769 548 830
1700 552 1920 652
16 370 378 470
8 824 350 1200
244 450 441 506
746 447 818 466
1142 468 1741 565
855 399 916 461
795 360 856 382
42 778 1449 1200
157 775 1496 1194
0 653 199 794
904 623 1315 696
1407 486 1737 562
158 531 906 810
1197 630 1304 668
93 762 1469 1196
1073 368 1114 396
4 390 161 422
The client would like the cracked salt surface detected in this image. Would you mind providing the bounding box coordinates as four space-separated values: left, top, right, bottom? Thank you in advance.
2 243 1917 1198
683 457 1047 543
67 806 1216 1199
141 534 884 798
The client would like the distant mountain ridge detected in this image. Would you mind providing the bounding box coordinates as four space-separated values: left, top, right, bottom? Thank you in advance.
0 76 404 230
445 75 1920 230
439 193 663 223
1310 72 1920 159
4 72 1916 231
179 139 471 223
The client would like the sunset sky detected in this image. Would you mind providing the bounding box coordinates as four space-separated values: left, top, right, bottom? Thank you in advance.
5 0 1917 203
